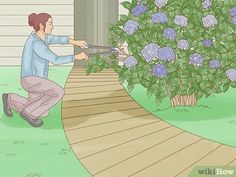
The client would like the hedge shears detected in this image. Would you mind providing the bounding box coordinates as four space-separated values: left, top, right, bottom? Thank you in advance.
85 44 125 57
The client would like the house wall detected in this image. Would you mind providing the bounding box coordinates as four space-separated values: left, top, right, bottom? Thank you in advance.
0 0 132 66
0 0 74 66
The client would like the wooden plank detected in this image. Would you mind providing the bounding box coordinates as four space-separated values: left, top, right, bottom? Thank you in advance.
71 68 116 74
68 75 119 79
62 99 140 118
0 5 73 15
66 79 119 83
64 82 121 88
0 0 73 4
62 96 132 108
0 16 73 26
69 73 119 76
71 68 115 72
64 84 124 94
228 159 236 165
71 121 171 159
86 129 200 177
63 109 151 130
91 133 202 177
65 115 160 144
62 108 149 128
65 113 155 131
176 145 236 177
127 140 220 177
63 90 128 101
0 26 73 36
66 80 120 83
81 127 183 175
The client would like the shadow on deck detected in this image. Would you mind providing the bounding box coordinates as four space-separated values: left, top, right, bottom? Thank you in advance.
61 66 236 177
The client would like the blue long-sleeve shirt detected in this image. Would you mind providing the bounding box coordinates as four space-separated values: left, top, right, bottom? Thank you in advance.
20 31 75 78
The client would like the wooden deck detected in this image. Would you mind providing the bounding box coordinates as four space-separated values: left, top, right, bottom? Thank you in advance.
62 66 236 177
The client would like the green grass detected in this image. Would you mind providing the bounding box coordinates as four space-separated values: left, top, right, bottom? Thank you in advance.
0 67 91 177
123 81 236 148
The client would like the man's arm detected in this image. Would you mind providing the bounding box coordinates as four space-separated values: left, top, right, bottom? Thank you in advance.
33 40 75 64
45 34 70 45
69 39 88 48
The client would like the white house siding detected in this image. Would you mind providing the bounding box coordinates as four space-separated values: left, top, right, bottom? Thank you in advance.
0 0 74 66
119 0 130 18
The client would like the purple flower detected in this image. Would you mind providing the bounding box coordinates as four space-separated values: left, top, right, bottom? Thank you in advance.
189 54 204 66
131 4 148 17
203 39 213 47
141 43 159 62
124 56 138 68
163 28 177 40
174 15 188 27
151 12 168 24
154 0 168 8
209 60 221 69
230 7 236 17
231 16 236 24
226 69 236 81
123 20 139 35
152 64 168 78
178 40 189 50
202 15 217 28
157 47 176 61
202 0 212 9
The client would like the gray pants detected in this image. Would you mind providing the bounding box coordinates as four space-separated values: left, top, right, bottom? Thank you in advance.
8 76 64 118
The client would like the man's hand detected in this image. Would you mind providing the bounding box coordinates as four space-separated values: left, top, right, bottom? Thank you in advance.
75 52 89 61
69 39 88 48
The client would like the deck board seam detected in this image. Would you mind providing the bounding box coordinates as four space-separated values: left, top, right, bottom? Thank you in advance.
64 89 125 95
70 120 162 145
68 76 117 78
62 100 136 109
62 95 130 103
127 138 204 177
174 145 222 177
63 111 150 123
65 83 121 89
64 113 151 131
66 81 120 83
62 98 133 108
79 125 173 159
92 131 187 176
226 158 236 166
62 107 143 119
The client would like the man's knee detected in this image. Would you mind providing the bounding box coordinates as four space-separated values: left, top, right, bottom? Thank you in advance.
57 87 64 100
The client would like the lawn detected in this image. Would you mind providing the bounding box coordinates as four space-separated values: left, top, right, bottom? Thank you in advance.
0 67 91 177
123 81 236 148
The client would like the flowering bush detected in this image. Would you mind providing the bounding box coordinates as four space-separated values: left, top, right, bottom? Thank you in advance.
86 0 236 107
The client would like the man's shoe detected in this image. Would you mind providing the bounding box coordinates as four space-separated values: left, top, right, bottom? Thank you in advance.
2 94 13 117
20 111 43 127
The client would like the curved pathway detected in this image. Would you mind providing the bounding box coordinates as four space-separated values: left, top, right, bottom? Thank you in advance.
61 66 236 177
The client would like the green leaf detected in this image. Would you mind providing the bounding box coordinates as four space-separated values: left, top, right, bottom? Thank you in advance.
223 83 230 92
121 1 131 10
188 87 195 95
127 83 134 92
119 75 125 83
147 87 154 98
155 97 162 106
